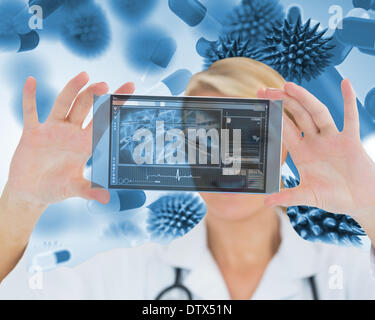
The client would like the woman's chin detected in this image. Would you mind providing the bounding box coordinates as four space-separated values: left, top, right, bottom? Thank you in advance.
200 192 266 221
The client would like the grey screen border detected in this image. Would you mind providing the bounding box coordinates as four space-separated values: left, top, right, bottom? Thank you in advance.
265 100 283 194
92 94 283 193
92 94 111 189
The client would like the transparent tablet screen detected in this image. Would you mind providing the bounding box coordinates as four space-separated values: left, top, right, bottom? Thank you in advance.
92 95 283 194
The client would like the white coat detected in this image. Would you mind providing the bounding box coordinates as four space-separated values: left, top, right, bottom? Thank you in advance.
1 210 375 300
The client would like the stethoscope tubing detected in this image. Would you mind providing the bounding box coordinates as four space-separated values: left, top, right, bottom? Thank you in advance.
155 268 193 300
155 268 319 300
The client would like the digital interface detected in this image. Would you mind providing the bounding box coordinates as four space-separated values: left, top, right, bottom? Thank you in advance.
102 95 283 194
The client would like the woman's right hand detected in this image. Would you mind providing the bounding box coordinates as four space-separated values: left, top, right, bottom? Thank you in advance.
5 72 135 210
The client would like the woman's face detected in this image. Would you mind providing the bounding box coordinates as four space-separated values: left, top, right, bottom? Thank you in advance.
192 89 288 222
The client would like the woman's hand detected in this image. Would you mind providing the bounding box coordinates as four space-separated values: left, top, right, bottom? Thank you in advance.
0 74 135 281
6 72 135 208
259 80 375 220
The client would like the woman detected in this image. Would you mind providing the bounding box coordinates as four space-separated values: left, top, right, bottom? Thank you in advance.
1 57 375 299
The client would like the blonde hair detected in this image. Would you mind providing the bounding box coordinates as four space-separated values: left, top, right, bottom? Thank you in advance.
185 57 286 98
186 57 290 195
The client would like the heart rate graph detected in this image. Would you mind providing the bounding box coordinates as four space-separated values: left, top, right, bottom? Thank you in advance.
147 168 199 183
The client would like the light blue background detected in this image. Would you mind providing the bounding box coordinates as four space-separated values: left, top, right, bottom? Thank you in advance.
0 0 374 267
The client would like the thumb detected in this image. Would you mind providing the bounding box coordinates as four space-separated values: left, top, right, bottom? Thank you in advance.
71 178 110 204
256 88 266 99
264 185 317 208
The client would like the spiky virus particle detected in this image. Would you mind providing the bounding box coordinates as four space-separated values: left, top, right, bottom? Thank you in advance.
60 3 110 58
224 0 285 47
258 17 334 83
282 176 366 246
203 34 260 68
147 193 206 242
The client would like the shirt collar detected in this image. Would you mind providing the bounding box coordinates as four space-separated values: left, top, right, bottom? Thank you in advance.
251 209 322 299
158 208 323 299
157 217 208 270
271 208 322 280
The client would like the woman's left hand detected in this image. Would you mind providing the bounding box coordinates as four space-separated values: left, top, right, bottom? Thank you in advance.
259 79 375 222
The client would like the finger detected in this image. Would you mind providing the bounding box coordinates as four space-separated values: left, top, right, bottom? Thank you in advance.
342 79 360 137
262 88 303 158
256 88 266 99
48 72 89 121
22 77 39 129
84 82 135 134
264 185 317 208
282 114 303 159
67 82 109 125
284 82 338 135
265 88 318 135
283 94 319 135
71 178 110 204
114 82 135 95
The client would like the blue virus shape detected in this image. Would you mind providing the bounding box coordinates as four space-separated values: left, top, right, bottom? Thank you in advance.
37 1 91 40
287 5 303 25
13 83 56 124
257 17 335 83
147 193 206 242
161 69 193 96
353 0 375 10
202 34 259 69
60 3 111 58
86 156 93 167
104 219 145 241
5 55 47 87
365 87 375 119
63 0 93 8
39 6 65 40
109 0 158 24
282 176 366 246
0 0 26 51
7 55 55 125
125 25 176 73
223 0 285 47
34 202 75 236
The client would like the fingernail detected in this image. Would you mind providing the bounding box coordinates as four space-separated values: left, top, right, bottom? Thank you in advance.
94 82 108 89
76 72 89 84
284 82 297 90
78 71 88 79
25 76 36 84
98 193 110 204
268 88 282 91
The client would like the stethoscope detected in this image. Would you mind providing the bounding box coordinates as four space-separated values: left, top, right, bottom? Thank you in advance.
155 267 319 300
155 268 193 300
